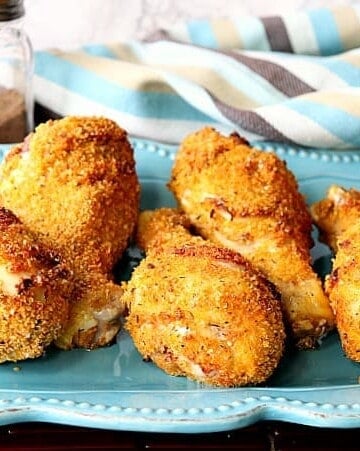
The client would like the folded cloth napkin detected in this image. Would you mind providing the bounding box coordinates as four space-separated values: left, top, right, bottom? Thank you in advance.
34 6 360 149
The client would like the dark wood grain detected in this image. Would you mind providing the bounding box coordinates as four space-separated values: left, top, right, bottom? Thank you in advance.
0 422 359 450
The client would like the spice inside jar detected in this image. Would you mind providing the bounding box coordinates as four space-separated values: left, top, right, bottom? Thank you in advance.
0 86 27 143
0 0 33 143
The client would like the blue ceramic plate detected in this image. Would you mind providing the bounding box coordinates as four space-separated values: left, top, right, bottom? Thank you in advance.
0 138 360 433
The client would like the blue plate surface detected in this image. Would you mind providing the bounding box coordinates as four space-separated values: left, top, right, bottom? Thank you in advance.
0 138 360 433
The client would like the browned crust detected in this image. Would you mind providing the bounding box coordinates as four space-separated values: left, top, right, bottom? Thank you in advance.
0 208 71 362
124 208 285 387
168 127 334 348
0 116 139 351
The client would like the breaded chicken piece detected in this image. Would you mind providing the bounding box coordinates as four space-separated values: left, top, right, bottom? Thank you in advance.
0 207 71 362
310 185 360 252
0 116 140 349
311 185 360 362
168 127 334 349
123 208 285 388
136 208 194 251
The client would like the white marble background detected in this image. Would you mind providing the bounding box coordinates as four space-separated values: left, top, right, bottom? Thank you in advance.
24 0 357 51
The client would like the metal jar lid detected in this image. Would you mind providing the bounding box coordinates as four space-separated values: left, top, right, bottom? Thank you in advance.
0 0 24 21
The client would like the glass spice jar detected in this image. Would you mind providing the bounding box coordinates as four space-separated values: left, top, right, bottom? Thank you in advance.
0 0 33 143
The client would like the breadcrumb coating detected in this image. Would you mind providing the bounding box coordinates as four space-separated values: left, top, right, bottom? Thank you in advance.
168 127 334 349
0 207 71 362
311 185 360 252
0 116 139 272
136 207 194 251
123 208 285 388
311 185 360 362
0 116 140 349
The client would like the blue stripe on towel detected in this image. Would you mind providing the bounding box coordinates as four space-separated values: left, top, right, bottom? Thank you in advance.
308 8 343 56
187 20 218 48
317 59 360 85
35 52 214 122
234 16 271 51
288 99 360 147
264 51 360 85
81 44 118 59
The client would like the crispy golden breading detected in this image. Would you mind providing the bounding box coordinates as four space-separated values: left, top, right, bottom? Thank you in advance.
311 185 360 362
168 127 334 349
310 185 360 252
136 207 194 251
0 116 140 349
0 207 71 362
123 208 285 388
0 116 139 272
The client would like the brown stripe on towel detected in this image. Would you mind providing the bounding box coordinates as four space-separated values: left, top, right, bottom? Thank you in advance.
261 16 294 53
210 93 295 144
142 31 311 98
225 51 315 97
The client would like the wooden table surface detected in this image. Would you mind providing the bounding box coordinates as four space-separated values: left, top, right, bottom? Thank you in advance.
0 421 359 450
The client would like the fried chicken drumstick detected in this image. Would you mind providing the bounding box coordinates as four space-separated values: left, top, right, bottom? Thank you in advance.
311 185 360 362
123 208 285 387
169 127 334 349
0 207 71 362
0 116 140 350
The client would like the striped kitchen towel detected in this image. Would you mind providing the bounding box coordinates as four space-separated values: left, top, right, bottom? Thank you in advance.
34 6 360 149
